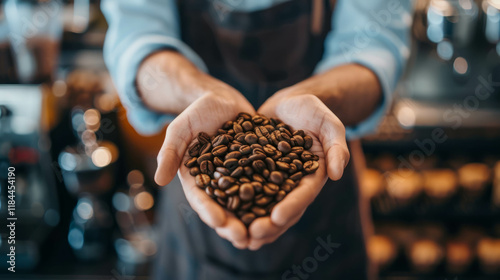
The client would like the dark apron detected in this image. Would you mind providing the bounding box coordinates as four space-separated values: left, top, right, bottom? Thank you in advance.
153 0 369 279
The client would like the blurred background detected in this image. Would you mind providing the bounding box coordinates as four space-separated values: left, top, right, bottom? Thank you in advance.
0 0 499 279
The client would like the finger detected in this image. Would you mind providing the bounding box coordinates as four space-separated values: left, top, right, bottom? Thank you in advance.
215 214 249 244
248 215 300 250
155 117 193 186
270 168 327 227
178 168 227 228
249 213 302 240
317 114 350 181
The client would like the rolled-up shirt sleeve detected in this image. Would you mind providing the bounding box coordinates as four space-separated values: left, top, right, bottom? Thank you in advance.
101 0 207 135
314 0 412 139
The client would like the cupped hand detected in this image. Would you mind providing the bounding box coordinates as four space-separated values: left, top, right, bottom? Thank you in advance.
248 90 350 250
155 86 255 249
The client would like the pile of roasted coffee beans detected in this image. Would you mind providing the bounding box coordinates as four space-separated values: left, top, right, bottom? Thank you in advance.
184 113 320 226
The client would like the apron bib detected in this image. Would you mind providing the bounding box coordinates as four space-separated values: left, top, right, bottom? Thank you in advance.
153 1 369 279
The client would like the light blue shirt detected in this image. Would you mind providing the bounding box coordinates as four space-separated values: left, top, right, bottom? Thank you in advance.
102 0 412 139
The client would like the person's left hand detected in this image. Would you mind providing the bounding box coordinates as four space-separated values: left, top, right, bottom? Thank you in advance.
248 88 350 250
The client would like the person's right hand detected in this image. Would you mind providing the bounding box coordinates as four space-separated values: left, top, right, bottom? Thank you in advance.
154 82 255 249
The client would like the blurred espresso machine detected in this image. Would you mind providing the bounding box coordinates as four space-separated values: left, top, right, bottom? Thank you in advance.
397 0 500 128
0 0 92 272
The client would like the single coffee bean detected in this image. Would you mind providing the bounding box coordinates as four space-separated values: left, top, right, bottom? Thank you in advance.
262 169 270 179
252 148 266 156
238 112 252 120
293 129 305 137
251 206 267 217
213 171 223 180
252 174 265 183
184 157 197 168
313 154 320 161
214 189 227 199
195 174 211 188
280 156 292 164
289 171 303 181
278 141 292 153
225 151 242 160
287 153 299 161
197 153 213 164
276 161 290 171
217 197 227 206
264 125 275 133
255 196 273 206
205 186 215 198
213 157 224 167
200 160 215 176
238 157 251 166
240 183 255 201
211 179 218 188
212 145 228 157
263 145 276 156
244 166 254 177
264 183 279 196
250 144 263 150
218 176 236 190
239 145 252 155
303 161 320 174
229 143 242 152
240 202 253 210
240 213 256 225
293 159 303 170
239 176 251 183
200 143 212 155
303 135 313 149
241 121 253 131
258 136 269 146
249 153 266 161
198 132 211 144
279 127 292 137
265 157 276 171
222 120 233 130
244 133 258 144
190 167 201 176
291 146 304 154
288 163 298 174
223 158 239 170
188 142 201 157
230 166 244 177
225 185 239 196
251 182 263 193
301 151 314 161
292 135 304 146
281 179 295 192
252 160 266 173
212 134 229 147
227 195 240 211
269 171 284 185
276 190 287 202
252 115 265 124
233 123 243 134
218 129 227 134
255 126 269 137
235 132 246 143
215 167 230 176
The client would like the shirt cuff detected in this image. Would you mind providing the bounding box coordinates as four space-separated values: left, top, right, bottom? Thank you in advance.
115 35 208 135
314 48 399 140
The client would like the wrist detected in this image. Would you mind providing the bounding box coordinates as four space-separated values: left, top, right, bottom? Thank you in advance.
137 50 212 114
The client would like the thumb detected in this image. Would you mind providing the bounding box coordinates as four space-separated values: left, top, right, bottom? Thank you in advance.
155 118 192 186
318 114 350 181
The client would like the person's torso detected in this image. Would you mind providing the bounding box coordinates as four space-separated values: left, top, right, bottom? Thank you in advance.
177 0 335 107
